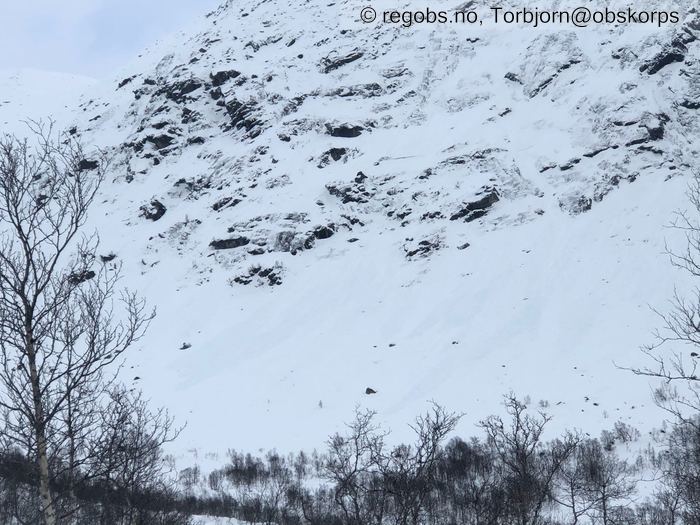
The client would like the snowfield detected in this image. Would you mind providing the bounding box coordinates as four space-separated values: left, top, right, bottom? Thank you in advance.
1 0 699 469
0 68 96 135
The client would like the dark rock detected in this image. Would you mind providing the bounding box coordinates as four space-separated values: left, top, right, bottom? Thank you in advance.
318 147 348 168
343 215 364 226
326 182 372 204
529 60 581 97
224 98 262 135
187 136 205 145
365 387 377 395
210 69 241 87
78 159 99 171
626 137 648 147
640 45 686 75
421 211 443 221
615 118 644 128
258 267 283 286
645 113 669 141
117 75 136 89
560 158 582 171
394 209 412 220
210 237 250 250
328 148 347 161
583 146 617 158
145 134 175 150
313 225 335 240
140 200 167 221
450 190 500 222
181 107 200 124
173 176 212 195
68 270 96 285
212 197 242 212
210 87 223 100
327 123 364 138
156 79 203 103
625 113 669 146
457 242 471 250
234 265 283 286
321 51 364 73
504 72 522 84
100 253 117 263
405 237 443 259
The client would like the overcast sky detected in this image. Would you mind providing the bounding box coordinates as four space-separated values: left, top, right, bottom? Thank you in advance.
0 0 221 78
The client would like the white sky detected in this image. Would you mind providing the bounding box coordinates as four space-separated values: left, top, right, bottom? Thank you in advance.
0 0 221 78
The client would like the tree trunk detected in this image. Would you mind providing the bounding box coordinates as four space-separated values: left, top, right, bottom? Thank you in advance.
27 334 57 525
37 442 57 525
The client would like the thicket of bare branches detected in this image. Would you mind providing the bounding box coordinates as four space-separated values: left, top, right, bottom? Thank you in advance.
0 124 181 524
194 396 657 525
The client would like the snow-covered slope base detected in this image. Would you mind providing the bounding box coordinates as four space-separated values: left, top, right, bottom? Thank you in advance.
41 0 700 453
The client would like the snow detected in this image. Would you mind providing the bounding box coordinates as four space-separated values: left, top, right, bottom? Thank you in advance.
1 0 698 472
0 68 96 135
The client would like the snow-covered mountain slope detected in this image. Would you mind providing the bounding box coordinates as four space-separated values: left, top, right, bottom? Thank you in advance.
0 68 96 135
46 0 700 453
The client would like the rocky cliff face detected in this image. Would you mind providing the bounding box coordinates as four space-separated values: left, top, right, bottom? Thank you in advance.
58 1 700 451
76 1 699 284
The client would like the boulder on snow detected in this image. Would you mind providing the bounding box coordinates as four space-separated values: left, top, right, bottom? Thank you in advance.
326 123 364 138
140 200 167 221
450 189 500 222
312 225 335 240
210 237 250 250
78 159 99 171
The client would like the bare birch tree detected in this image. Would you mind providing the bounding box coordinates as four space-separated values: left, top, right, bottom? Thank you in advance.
0 123 154 525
